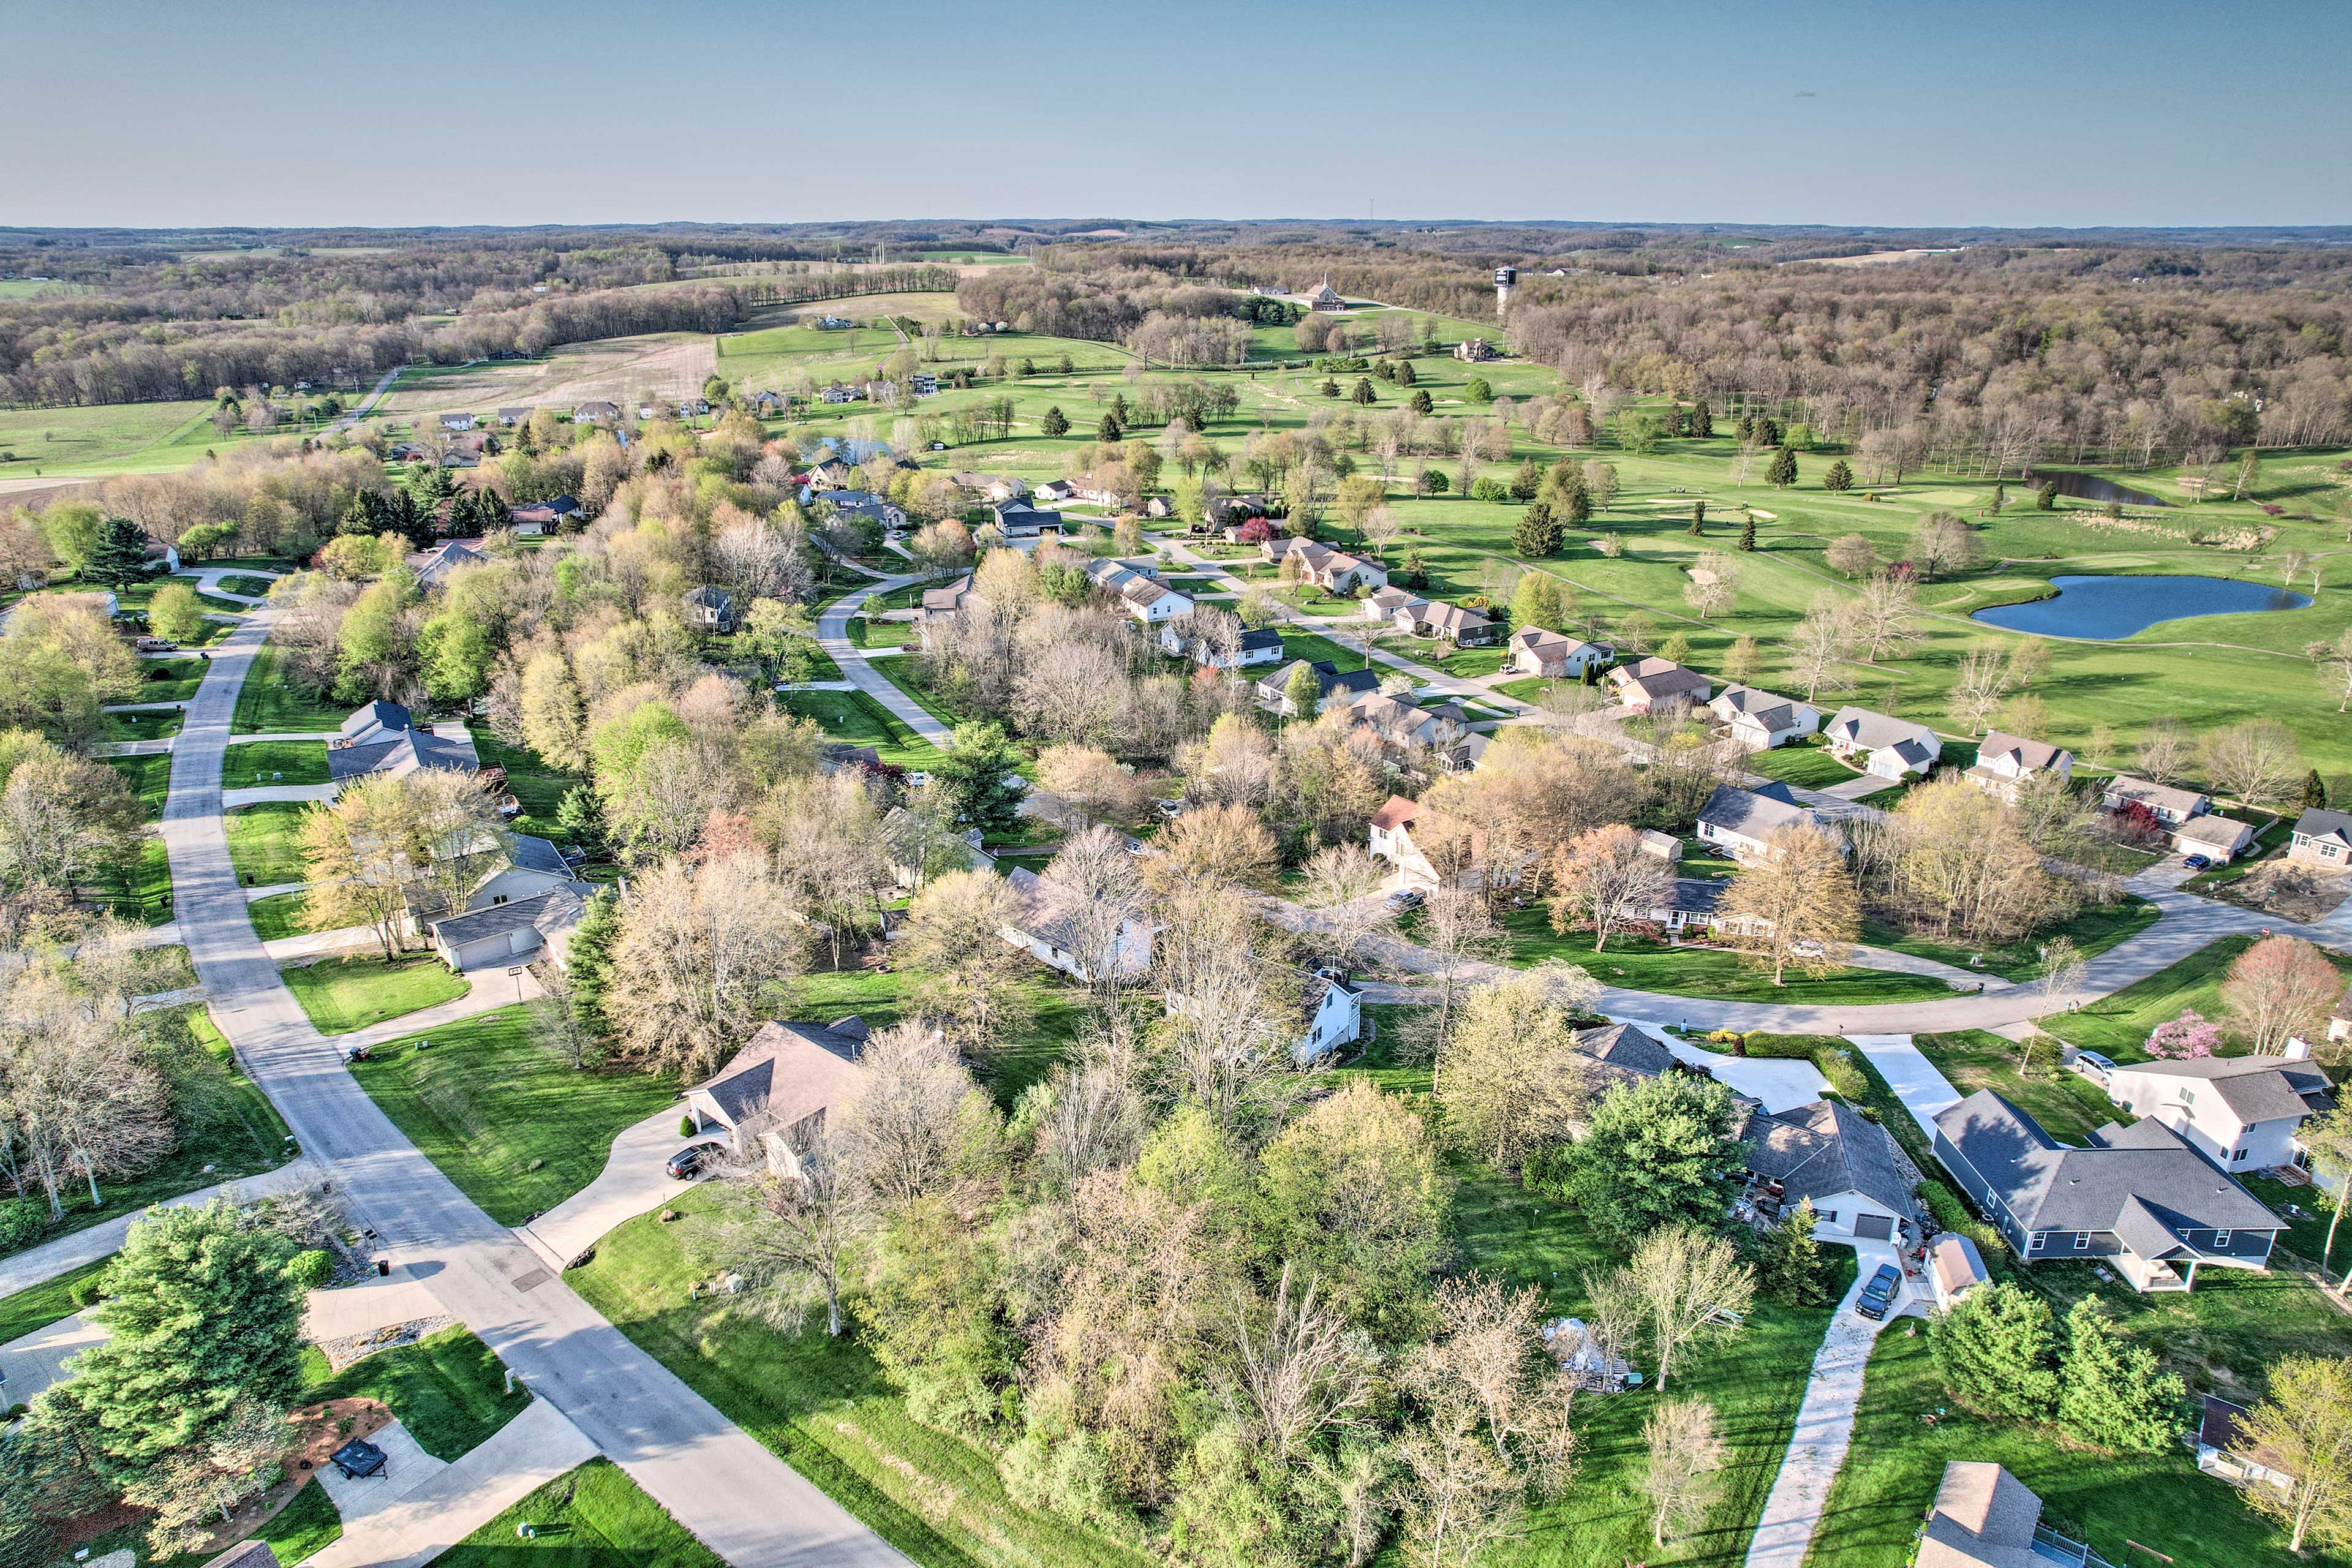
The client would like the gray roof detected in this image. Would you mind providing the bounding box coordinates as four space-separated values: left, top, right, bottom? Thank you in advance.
693 1017 870 1132
2102 774 2207 818
1934 1090 2281 1241
1825 706 1938 762
1697 782 1815 842
1414 601 1489 635
1918 1462 2043 1568
505 833 572 878
1712 684 1810 733
1744 1099 1915 1218
340 699 411 740
1609 657 1711 701
1665 878 1727 916
198 1542 282 1568
2119 1055 2335 1124
685 584 732 610
427 885 582 948
1572 1022 1678 1089
1975 729 2069 772
1237 627 1283 655
2294 807 2352 846
922 573 973 613
414 541 488 587
328 727 480 782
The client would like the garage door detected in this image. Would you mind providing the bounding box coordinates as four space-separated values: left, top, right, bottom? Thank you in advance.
1855 1214 1894 1240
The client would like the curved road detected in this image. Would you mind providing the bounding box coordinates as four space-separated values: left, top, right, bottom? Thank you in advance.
165 609 907 1567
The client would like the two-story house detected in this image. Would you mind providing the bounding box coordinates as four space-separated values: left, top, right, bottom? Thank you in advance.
1164 964 1364 1066
2101 1046 2336 1175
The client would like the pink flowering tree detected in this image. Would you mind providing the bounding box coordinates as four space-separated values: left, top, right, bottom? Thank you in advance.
2145 1008 2223 1060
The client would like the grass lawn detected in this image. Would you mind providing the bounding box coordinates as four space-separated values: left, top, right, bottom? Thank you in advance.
226 801 314 886
217 574 276 597
443 1458 724 1568
1496 905 1959 1006
280 954 469 1036
1276 628 1373 673
103 752 173 819
796 965 1086 1110
96 833 174 926
300 1325 532 1461
867 656 970 732
569 1186 1158 1568
1803 1327 2329 1568
0 1256 115 1343
1743 743 1861 791
1910 1030 2120 1144
1858 894 2162 983
348 1004 680 1224
778 688 949 771
232 650 352 734
100 708 182 743
2037 936 2352 1061
132 655 209 703
848 614 920 649
248 891 312 943
474 735 585 837
258 1478 342 1566
1422 643 1507 678
224 738 329 786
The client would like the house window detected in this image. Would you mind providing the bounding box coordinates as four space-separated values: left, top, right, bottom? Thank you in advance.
2233 1148 2248 1163
2215 1230 2232 1248
1819 1212 1837 1226
2029 1231 2049 1251
2072 1232 2090 1251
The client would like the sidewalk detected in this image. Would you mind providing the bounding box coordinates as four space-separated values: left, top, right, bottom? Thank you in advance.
305 1399 598 1568
0 1159 320 1298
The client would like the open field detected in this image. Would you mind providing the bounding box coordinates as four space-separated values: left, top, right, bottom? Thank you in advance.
372 331 716 421
0 399 352 478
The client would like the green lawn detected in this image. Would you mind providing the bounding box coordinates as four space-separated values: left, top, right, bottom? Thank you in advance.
1803 1327 2331 1568
0 1256 115 1344
279 954 469 1036
232 649 352 734
1497 905 1959 1006
224 739 330 786
1420 642 1507 678
1743 742 1861 790
347 1004 680 1225
1911 1029 2121 1144
258 1478 342 1566
473 735 586 837
867 657 970 732
1276 628 1373 673
99 708 182 743
443 1459 725 1568
300 1325 532 1461
217 574 277 598
132 655 209 703
2037 936 2352 1061
796 966 1085 1111
103 753 172 820
249 890 312 943
778 688 949 771
568 1186 1158 1568
848 614 920 649
94 833 175 927
1858 894 2162 984
226 801 314 886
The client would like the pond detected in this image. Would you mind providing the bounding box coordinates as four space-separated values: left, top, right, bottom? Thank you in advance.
2022 467 2172 508
1972 575 2312 640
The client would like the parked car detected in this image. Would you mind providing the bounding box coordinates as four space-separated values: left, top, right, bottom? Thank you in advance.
2069 1050 2118 1088
1385 888 1426 914
2182 854 2211 870
665 1141 725 1180
1855 1263 1902 1320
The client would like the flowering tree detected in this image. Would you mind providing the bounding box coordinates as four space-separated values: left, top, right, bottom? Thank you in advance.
2146 1008 2223 1060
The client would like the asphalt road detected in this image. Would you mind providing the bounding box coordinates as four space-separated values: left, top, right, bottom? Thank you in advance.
164 611 908 1568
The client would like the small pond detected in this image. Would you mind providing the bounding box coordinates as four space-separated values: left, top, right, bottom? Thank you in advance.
1972 574 2312 640
2022 467 2172 509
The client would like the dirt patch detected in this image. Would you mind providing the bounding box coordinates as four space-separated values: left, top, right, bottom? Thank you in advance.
2226 860 2351 922
372 331 715 421
315 1313 456 1372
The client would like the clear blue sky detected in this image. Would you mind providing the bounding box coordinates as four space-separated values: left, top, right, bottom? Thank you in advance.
12 0 2348 229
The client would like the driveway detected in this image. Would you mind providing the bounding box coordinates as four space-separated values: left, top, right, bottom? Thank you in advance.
1607 1013 1832 1112
0 1311 105 1402
307 1401 598 1568
1842 1035 1963 1143
517 1107 703 1270
165 610 911 1568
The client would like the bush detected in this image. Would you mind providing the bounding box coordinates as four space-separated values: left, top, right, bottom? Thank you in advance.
0 1202 47 1253
678 1114 696 1138
66 1273 109 1309
285 1249 337 1291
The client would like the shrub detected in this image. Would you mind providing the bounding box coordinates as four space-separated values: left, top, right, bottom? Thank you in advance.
285 1249 337 1291
1741 1032 1838 1060
0 1201 47 1253
678 1114 696 1138
1815 1047 1868 1102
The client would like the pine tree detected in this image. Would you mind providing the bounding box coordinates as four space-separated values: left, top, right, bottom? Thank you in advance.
1514 502 1564 558
1990 482 2008 513
2037 481 2059 511
39 1200 301 1469
1403 551 1429 590
1096 413 1123 443
1659 405 1685 438
564 886 620 1038
1930 1280 2060 1422
1823 459 1853 492
2056 1298 2182 1453
1319 378 1340 399
1410 388 1433 415
86 516 153 589
1395 360 1417 386
1352 377 1376 405
1757 417 1782 447
2302 769 2329 809
1510 458 1540 501
1687 499 1707 537
1765 447 1798 489
338 489 382 537
1735 415 1755 443
1757 1198 1826 1305
1563 482 1593 526
1040 405 1069 437
1737 518 1757 552
1689 401 1713 438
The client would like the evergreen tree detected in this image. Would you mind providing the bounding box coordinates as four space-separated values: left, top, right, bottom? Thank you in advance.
86 516 154 589
1757 417 1782 447
1537 1074 1747 1245
2302 769 2329 809
1319 378 1340 399
1737 518 1757 552
1823 459 1853 492
2056 1298 2183 1453
935 720 1027 835
391 489 435 549
1687 499 1708 537
2037 481 2059 511
338 489 383 537
1283 661 1322 717
39 1200 301 1470
1990 482 2008 513
1513 502 1564 558
1735 415 1756 444
1096 413 1123 443
1562 481 1593 526
1352 377 1376 405
1394 360 1417 386
1403 551 1429 590
1689 401 1713 438
1110 393 1131 425
564 886 621 1038
1463 377 1493 404
1930 1281 2060 1423
1659 404 1685 438
1040 405 1069 438
1765 447 1798 489
1409 388 1433 415
1057 353 1074 374
416 462 456 506
1757 1197 1826 1306
555 783 608 858
1017 357 1036 378
1510 458 1540 501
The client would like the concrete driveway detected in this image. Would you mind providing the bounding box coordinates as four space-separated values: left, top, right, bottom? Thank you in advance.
1843 1035 1964 1142
518 1107 703 1270
1608 1014 1834 1112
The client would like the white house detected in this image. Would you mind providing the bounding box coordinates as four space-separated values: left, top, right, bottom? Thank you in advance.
1115 575 1193 625
1368 794 1449 888
1694 782 1822 861
1271 537 1389 594
1165 965 1363 1066
2102 1046 2335 1175
1965 730 2073 802
1507 626 1609 680
683 585 735 632
1926 1233 1991 1311
1707 685 1821 751
1349 691 1469 759
1000 866 1156 981
337 699 413 748
1823 706 1941 780
1364 586 1421 623
1163 623 1284 670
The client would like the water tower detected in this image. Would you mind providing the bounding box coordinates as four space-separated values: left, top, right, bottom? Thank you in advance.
1494 266 1517 318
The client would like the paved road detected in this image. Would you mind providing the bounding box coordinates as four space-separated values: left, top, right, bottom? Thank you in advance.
164 611 909 1568
329 368 404 434
815 572 952 745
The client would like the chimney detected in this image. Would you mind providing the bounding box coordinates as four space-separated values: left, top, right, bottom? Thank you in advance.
2284 1036 2313 1061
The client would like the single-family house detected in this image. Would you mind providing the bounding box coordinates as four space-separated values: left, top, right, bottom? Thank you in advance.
1642 876 1738 935
327 726 481 785
2288 807 2352 871
572 401 620 424
2173 812 2259 864
1453 337 1500 362
1823 707 1942 780
2198 1395 2296 1491
1166 965 1363 1066
2101 774 2208 826
1368 794 1457 889
681 1016 872 1171
1349 690 1469 758
804 458 854 490
907 373 939 396
1271 537 1387 594
1507 625 1610 679
1405 600 1496 646
496 407 534 427
817 489 907 530
990 500 1065 538
921 573 975 619
1000 866 1156 981
411 540 488 591
684 584 736 632
426 884 585 974
1695 782 1822 861
1742 1098 1917 1242
1917 1463 2089 1568
1116 575 1193 625
819 382 861 405
1255 659 1381 715
2102 1046 2335 1175
952 471 1026 502
1034 479 1078 504
1571 1022 1683 1091
1933 1090 2285 1292
1966 730 2073 801
1165 623 1284 670
880 807 989 892
440 413 476 432
1604 657 1713 712
750 390 786 415
508 503 558 535
338 700 412 748
1926 1232 1990 1311
1708 685 1822 751
1365 586 1421 622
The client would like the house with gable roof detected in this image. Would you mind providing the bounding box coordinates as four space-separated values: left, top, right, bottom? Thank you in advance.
1823 706 1942 780
1507 625 1610 680
1706 685 1821 751
1694 782 1826 861
682 1016 875 1174
1604 657 1713 712
999 866 1156 981
2102 1046 2336 1175
2289 807 2352 872
1965 729 2073 802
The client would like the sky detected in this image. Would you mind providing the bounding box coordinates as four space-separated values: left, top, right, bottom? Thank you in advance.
9 0 2350 230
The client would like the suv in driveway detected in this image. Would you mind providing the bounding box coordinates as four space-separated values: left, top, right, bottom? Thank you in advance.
2068 1050 2118 1090
1855 1264 1902 1320
666 1141 725 1180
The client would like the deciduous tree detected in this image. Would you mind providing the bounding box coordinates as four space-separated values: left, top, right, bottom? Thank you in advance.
1719 824 1860 984
2233 1354 2352 1555
1435 973 1586 1173
2222 935 2342 1055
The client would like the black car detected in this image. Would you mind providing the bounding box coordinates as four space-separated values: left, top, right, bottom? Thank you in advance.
1855 1263 1902 1320
665 1141 725 1180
